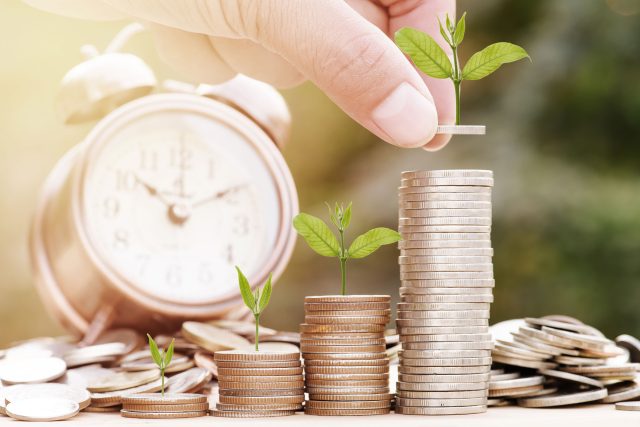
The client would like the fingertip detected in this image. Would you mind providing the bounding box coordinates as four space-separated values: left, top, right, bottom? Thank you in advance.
422 133 452 152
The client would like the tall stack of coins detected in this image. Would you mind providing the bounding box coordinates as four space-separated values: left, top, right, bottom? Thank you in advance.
396 170 495 415
300 295 392 416
212 350 304 418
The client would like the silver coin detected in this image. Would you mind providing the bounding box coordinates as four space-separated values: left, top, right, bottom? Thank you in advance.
5 398 79 422
400 247 494 256
0 357 66 384
399 255 492 265
401 170 493 179
400 232 491 241
401 177 493 187
397 310 491 320
399 186 492 194
603 382 640 403
489 376 544 390
2 383 91 410
399 333 493 343
394 318 488 327
401 272 494 280
397 381 487 392
399 217 492 226
399 357 493 367
397 302 491 311
396 397 487 407
400 209 492 218
401 201 492 210
435 125 486 135
401 279 495 288
517 388 607 408
397 326 489 335
399 192 491 202
401 225 492 234
400 349 492 359
401 341 493 351
539 369 603 388
399 240 492 249
399 366 491 375
400 287 494 296
400 294 493 303
400 263 493 273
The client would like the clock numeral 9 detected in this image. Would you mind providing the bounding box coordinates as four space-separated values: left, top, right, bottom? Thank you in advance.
103 197 120 218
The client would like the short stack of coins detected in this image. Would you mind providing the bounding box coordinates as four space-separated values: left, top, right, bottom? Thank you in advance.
212 350 304 418
396 170 495 415
300 295 393 416
120 393 208 419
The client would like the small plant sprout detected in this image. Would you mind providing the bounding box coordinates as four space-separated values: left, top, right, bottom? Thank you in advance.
395 12 530 125
147 334 174 397
236 267 272 351
293 203 401 296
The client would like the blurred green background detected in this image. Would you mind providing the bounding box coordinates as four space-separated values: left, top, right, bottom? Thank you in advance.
1 0 639 346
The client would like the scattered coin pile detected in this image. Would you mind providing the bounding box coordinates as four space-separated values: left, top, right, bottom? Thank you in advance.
489 316 640 408
395 170 495 415
212 349 304 417
300 295 393 416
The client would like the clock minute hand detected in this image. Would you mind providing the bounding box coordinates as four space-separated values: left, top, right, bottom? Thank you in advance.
192 184 245 208
134 174 174 207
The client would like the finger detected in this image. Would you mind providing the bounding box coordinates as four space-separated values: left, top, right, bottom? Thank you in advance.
23 0 125 20
147 24 236 84
100 0 439 148
386 0 456 151
212 38 305 88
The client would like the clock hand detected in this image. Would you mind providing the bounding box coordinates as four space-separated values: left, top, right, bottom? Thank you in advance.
134 174 174 207
192 184 246 208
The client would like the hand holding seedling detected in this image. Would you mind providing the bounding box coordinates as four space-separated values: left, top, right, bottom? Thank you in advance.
236 267 272 351
147 334 174 397
294 203 401 296
395 13 530 125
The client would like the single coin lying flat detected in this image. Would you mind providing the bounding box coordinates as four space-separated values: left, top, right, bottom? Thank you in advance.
5 398 79 422
436 125 486 135
0 357 67 384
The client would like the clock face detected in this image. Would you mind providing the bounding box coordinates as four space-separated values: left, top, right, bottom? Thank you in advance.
79 101 288 305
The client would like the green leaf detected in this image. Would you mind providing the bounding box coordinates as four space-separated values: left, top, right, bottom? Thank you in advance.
147 334 163 368
445 14 453 32
342 202 352 230
163 338 175 367
395 27 453 79
453 12 466 46
437 17 451 45
293 213 341 257
258 274 272 313
462 42 530 80
236 266 255 311
348 228 401 259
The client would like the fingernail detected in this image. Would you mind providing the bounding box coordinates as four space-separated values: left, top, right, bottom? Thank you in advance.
372 82 438 148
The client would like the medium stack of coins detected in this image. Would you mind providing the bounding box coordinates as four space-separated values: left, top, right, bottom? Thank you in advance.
120 393 208 419
212 350 304 418
489 316 638 407
300 295 393 416
396 170 495 415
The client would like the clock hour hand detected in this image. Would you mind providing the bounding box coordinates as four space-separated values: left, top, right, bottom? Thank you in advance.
134 174 174 207
192 184 246 208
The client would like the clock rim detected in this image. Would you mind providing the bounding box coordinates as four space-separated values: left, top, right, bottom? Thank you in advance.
70 92 298 315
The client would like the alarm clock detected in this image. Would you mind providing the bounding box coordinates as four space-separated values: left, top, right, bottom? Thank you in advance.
29 24 298 339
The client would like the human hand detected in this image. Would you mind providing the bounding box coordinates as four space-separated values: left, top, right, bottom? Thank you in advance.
27 0 456 150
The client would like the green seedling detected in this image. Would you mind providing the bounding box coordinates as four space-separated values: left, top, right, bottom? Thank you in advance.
395 12 530 125
293 202 401 296
147 334 175 397
236 266 272 351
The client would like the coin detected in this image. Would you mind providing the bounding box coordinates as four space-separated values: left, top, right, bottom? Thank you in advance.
123 402 209 412
306 387 389 395
563 364 639 375
401 177 493 187
525 317 605 337
305 379 389 388
166 367 212 393
121 353 192 372
88 369 160 392
181 322 251 352
84 405 121 412
400 349 491 359
218 395 304 405
399 185 492 194
399 192 491 202
63 343 127 367
305 295 390 303
217 366 303 376
401 272 494 280
308 393 392 401
303 310 391 317
2 383 91 410
214 350 300 362
219 388 304 397
304 316 390 325
304 365 388 375
398 333 493 344
401 201 492 210
301 337 386 346
489 385 544 398
397 381 486 392
399 357 492 367
95 328 143 354
304 302 390 311
122 409 208 419
5 398 79 422
401 170 493 179
396 396 487 407
491 355 557 370
121 393 208 405
489 372 520 381
400 240 492 250
401 340 492 351
212 409 296 418
209 319 278 338
90 378 163 406
616 401 640 411
300 324 386 333
517 388 608 408
306 372 388 381
398 302 491 311
397 326 489 335
400 233 491 243
397 310 491 320
434 125 486 135
539 369 603 388
301 344 387 354
215 359 301 368
0 357 66 384
302 352 386 361
396 389 488 399
303 358 389 367
512 334 567 356
489 376 545 390
399 254 492 263
542 326 612 347
218 380 304 390
400 209 492 218
602 381 640 403
399 373 490 383
400 264 493 274
395 405 487 415
305 400 390 410
304 407 390 416
215 402 301 411
399 365 491 375
395 318 488 327
220 374 302 383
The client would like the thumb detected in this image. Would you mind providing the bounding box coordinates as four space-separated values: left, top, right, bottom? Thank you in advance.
100 0 439 148
256 1 438 148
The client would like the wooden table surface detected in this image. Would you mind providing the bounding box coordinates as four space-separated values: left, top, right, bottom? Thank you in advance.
1 405 637 426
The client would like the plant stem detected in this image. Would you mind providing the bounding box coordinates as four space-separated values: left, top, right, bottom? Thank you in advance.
338 227 347 295
161 368 165 396
451 41 462 125
254 314 260 352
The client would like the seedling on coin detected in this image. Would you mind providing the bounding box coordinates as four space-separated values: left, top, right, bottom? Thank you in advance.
147 334 174 396
395 12 530 125
294 203 401 296
236 267 272 351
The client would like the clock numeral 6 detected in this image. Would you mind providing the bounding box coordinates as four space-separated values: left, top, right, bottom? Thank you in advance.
102 197 120 218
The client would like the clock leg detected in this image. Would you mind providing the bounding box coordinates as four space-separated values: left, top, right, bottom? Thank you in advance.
80 303 117 345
